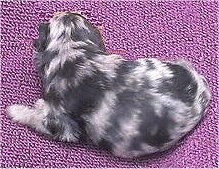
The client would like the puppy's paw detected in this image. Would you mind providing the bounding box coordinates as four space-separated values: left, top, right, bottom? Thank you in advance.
7 104 31 124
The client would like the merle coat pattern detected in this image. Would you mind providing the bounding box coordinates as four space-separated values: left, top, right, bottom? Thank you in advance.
7 12 211 158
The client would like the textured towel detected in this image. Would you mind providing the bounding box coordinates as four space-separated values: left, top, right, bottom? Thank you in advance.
1 1 218 168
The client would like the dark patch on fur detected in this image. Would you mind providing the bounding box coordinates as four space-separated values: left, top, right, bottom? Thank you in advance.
140 107 174 147
34 23 50 52
43 113 64 136
97 138 113 152
114 61 139 85
100 90 140 144
34 50 58 76
43 113 80 141
117 61 139 75
160 63 198 105
62 73 108 115
44 57 109 116
129 107 174 150
147 60 156 69
59 58 86 78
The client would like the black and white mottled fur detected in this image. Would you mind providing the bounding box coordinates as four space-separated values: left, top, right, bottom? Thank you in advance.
7 12 211 158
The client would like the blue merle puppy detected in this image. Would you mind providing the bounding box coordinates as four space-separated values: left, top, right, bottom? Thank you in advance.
7 12 211 158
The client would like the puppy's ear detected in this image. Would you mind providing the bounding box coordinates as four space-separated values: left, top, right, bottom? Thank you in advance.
90 26 106 52
72 17 106 52
33 22 50 52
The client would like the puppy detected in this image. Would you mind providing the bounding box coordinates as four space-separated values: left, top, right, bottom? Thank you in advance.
7 12 211 158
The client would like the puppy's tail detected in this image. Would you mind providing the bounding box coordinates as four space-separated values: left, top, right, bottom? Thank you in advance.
194 74 211 117
7 99 80 142
179 60 211 117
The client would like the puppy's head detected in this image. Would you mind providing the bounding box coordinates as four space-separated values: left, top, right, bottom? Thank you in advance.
34 12 106 52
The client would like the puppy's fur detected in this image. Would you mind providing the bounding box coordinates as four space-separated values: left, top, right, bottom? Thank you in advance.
7 12 211 158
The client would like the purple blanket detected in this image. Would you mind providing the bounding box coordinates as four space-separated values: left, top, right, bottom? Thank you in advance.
1 1 218 168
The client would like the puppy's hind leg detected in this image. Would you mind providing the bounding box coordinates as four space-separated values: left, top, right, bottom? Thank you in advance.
7 99 80 142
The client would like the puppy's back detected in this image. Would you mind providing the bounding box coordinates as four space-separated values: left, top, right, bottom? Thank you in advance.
87 58 211 158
